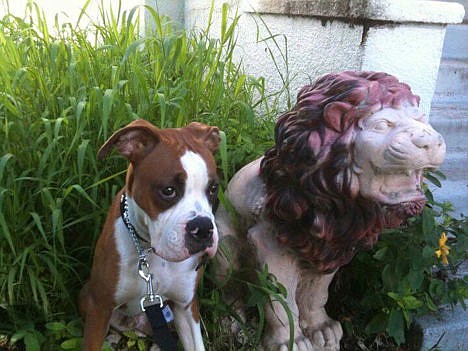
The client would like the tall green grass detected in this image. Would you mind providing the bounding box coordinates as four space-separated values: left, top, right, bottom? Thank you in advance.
3 2 464 350
0 0 277 345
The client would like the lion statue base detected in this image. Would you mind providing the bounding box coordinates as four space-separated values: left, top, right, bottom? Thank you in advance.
215 71 445 350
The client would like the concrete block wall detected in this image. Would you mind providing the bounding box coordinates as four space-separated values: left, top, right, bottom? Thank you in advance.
185 0 464 116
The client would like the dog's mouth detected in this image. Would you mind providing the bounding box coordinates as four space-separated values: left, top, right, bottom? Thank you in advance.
185 232 218 260
150 232 218 263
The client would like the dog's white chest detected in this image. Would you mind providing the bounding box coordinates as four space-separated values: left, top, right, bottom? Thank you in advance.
113 219 199 315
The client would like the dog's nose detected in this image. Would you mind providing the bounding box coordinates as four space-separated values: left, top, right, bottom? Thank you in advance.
186 216 214 242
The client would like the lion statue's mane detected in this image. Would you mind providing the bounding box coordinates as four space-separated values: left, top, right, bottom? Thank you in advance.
260 71 424 273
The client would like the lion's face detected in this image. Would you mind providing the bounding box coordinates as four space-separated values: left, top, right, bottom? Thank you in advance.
353 104 446 205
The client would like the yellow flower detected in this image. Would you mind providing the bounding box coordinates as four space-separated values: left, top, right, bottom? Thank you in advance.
435 232 450 265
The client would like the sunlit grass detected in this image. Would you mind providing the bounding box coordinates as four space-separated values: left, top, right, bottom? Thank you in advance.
0 1 278 345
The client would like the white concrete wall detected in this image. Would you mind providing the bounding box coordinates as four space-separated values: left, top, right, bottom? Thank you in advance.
361 25 447 116
185 0 464 115
0 0 144 29
145 0 185 26
186 4 365 109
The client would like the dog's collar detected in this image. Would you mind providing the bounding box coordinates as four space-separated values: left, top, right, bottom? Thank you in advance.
119 192 207 271
120 192 150 258
120 193 178 348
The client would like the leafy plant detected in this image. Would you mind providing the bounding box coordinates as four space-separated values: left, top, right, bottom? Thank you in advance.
45 319 83 350
199 262 293 351
1 1 466 350
329 171 468 349
0 0 277 349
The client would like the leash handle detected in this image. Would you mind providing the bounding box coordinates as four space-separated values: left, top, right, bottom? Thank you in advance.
145 304 178 351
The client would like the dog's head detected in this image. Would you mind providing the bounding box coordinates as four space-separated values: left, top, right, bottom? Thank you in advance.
99 119 220 262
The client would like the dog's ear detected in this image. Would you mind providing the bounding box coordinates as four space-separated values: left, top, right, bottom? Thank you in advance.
98 119 160 163
186 122 221 154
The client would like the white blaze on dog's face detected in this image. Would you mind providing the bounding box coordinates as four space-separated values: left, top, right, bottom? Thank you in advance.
129 150 219 261
98 120 220 262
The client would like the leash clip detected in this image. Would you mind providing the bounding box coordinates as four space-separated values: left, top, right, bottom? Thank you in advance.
140 294 163 312
138 257 163 311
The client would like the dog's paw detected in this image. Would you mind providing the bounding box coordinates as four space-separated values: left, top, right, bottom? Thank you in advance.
304 318 342 351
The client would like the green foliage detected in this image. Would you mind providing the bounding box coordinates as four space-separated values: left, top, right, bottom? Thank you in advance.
1 1 467 350
330 172 468 348
0 1 276 349
199 262 293 351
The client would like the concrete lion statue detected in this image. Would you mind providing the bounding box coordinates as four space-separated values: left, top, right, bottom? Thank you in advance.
215 71 446 350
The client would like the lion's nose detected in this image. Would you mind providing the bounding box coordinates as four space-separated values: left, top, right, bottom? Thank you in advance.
410 127 446 165
411 129 445 151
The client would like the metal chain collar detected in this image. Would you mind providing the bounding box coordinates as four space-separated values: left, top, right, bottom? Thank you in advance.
120 192 147 259
120 192 163 310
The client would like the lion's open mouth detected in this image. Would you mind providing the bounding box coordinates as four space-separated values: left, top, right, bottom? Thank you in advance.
376 168 425 204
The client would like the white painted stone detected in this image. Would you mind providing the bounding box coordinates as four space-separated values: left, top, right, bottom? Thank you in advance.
146 0 185 25
184 0 464 115
361 24 447 115
246 0 465 24
361 0 464 23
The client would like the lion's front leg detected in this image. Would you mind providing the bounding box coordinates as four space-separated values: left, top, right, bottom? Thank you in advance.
296 271 342 351
248 222 313 351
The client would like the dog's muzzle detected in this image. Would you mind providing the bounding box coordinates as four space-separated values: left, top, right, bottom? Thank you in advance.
185 216 215 255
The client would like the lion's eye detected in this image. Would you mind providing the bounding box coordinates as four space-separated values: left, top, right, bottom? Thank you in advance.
373 120 393 132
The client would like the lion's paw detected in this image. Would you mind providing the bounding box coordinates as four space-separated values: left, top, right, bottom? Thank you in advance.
263 335 314 351
304 319 342 351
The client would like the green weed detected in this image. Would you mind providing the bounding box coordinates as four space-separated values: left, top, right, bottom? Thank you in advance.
329 172 467 349
1 1 466 351
0 1 277 349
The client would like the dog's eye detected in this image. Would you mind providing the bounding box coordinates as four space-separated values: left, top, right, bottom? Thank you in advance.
160 186 177 199
208 183 218 196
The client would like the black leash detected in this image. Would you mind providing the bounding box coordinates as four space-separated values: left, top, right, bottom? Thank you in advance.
120 192 178 351
144 303 178 350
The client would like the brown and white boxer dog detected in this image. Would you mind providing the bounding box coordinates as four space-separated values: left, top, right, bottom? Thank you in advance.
79 119 220 351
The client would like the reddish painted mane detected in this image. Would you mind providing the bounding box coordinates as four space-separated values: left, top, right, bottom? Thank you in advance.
260 71 422 272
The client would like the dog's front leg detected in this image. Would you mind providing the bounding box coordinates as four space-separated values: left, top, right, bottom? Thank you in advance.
172 298 205 351
79 283 114 351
